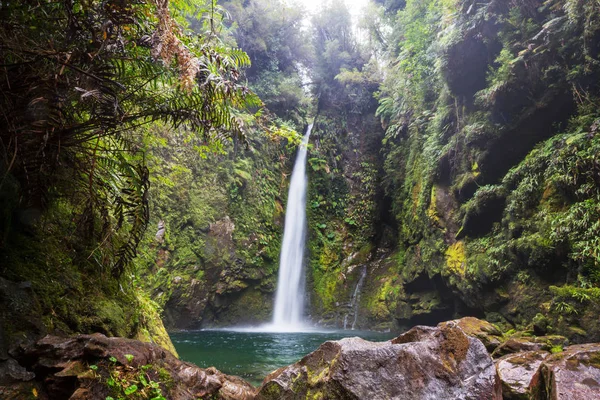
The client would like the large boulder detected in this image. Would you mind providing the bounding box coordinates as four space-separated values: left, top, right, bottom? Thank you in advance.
529 343 600 399
256 323 502 400
1 333 255 400
496 350 549 399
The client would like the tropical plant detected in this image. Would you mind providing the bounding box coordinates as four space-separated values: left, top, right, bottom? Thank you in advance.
0 0 258 275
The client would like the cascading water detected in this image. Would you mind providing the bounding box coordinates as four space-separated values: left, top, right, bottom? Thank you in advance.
343 265 367 330
272 124 312 330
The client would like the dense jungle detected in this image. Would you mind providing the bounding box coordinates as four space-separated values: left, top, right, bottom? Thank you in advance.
1 0 600 399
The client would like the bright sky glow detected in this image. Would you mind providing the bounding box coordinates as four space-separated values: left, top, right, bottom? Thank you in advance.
290 0 371 25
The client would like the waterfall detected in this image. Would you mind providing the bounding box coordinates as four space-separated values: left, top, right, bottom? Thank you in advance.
343 265 367 330
272 124 312 329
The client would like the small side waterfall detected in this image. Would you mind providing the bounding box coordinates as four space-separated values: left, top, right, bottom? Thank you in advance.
272 124 312 329
343 265 367 330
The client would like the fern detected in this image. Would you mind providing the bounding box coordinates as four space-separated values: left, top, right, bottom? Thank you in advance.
0 0 257 275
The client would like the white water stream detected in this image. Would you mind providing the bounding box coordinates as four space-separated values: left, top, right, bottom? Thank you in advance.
272 124 312 330
343 265 367 330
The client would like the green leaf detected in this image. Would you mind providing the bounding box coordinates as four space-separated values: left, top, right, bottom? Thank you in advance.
125 354 134 363
124 385 138 395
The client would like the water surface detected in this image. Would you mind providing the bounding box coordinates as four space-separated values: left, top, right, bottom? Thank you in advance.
171 329 396 386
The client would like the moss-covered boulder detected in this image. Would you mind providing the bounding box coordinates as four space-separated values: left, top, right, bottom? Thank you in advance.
491 336 569 359
1 334 255 400
257 323 501 400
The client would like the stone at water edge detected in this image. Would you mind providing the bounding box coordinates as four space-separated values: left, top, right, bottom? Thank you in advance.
496 350 549 399
529 343 600 399
1 333 256 400
256 323 502 400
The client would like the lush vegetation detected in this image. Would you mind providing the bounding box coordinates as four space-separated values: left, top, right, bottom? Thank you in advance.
2 0 600 372
0 0 271 350
367 0 600 338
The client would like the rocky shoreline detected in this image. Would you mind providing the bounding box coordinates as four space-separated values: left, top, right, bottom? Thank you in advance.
1 317 599 399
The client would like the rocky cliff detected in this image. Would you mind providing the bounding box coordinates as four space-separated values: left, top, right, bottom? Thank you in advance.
297 0 600 341
147 0 600 343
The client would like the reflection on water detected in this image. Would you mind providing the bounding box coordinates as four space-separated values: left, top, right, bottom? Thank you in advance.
170 329 395 386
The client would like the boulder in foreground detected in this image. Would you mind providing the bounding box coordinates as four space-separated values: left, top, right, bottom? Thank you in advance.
0 333 255 400
256 323 502 400
529 343 600 400
496 350 549 399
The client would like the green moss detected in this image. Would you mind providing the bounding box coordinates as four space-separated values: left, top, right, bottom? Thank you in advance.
445 241 466 277
157 367 174 390
581 352 600 369
365 276 401 321
550 345 563 354
214 288 273 325
134 293 178 357
93 300 128 337
426 185 439 224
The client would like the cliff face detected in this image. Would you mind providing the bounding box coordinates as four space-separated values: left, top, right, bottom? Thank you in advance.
7 0 599 344
135 126 300 329
151 0 600 341
356 0 600 339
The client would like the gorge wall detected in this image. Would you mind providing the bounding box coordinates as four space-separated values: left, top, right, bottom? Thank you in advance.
151 0 600 344
3 0 600 354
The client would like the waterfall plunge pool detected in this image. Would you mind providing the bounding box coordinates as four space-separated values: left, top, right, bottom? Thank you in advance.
170 329 396 386
169 127 393 387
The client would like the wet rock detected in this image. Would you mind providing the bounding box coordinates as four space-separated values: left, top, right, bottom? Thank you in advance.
257 324 501 400
0 277 46 361
210 216 235 240
529 343 600 399
163 277 208 330
0 358 35 384
1 333 255 400
492 338 544 358
492 335 569 358
439 317 504 352
496 350 549 399
155 219 166 243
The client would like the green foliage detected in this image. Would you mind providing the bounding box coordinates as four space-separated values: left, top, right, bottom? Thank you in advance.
0 0 258 278
0 0 274 351
99 359 168 400
220 0 313 122
135 118 294 323
311 0 377 115
365 0 600 338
